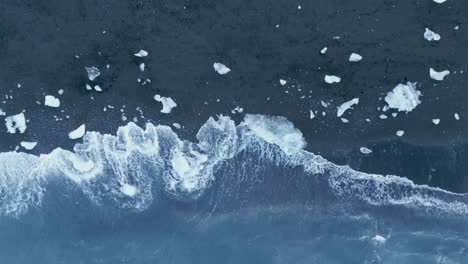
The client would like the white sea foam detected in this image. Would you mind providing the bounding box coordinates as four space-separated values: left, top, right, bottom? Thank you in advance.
0 114 467 218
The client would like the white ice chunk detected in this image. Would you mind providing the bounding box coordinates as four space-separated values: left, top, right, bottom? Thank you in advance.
372 235 386 243
243 114 306 155
85 66 100 81
396 130 405 137
120 183 138 197
325 75 341 84
341 118 349 123
20 141 37 150
424 28 440 41
94 85 102 92
433 0 446 3
134 50 148 57
349 53 363 62
454 113 460 120
71 158 94 172
86 84 92 90
360 147 373 154
213 62 231 75
154 95 177 114
44 95 60 108
337 98 359 117
68 124 86 139
320 47 328 54
5 113 27 134
432 118 440 125
384 82 421 112
280 79 287 85
429 68 450 81
139 63 145 72
309 110 315 119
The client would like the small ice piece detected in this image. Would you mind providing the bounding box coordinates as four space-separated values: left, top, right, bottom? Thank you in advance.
5 113 27 134
58 89 64 95
424 28 441 41
44 95 60 108
396 130 405 137
325 75 341 84
173 123 182 129
349 53 363 62
341 118 349 123
432 118 440 125
280 79 287 85
337 98 359 117
429 68 450 81
321 100 329 108
134 50 148 57
360 147 373 154
309 110 315 119
213 62 231 75
320 47 328 54
433 0 446 3
385 82 421 112
71 158 94 172
94 85 102 92
154 95 177 114
372 235 386 243
243 114 306 155
86 84 92 90
454 113 460 120
0 109 5 116
20 141 37 150
68 124 86 139
379 114 388 119
139 63 145 72
85 66 100 81
120 183 138 197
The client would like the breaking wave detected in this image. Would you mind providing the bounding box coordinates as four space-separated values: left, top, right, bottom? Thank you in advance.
0 113 467 218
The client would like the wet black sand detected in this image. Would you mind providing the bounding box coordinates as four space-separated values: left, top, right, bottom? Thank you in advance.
0 0 467 191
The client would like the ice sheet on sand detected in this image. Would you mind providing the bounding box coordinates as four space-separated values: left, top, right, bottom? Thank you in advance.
68 124 86 139
213 62 231 75
154 95 177 114
85 66 100 81
349 53 363 62
384 82 421 112
429 68 450 81
5 113 27 134
325 75 341 84
20 142 37 150
424 28 440 41
44 95 60 108
337 98 359 117
243 114 306 155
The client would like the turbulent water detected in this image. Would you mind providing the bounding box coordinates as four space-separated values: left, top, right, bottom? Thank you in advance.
1 114 467 263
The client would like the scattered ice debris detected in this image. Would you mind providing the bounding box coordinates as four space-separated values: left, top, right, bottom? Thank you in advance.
325 75 341 84
0 109 5 116
279 79 287 85
337 98 359 117
5 113 27 134
139 63 145 72
309 110 315 119
372 235 387 243
379 114 388 119
321 100 329 108
85 66 100 81
384 82 421 112
341 118 349 123
172 123 182 129
243 114 306 155
432 118 440 125
429 68 450 81
433 0 446 3
44 95 60 108
58 89 64 95
424 28 440 41
455 25 459 30
154 95 177 114
396 130 405 137
94 85 102 92
86 84 92 91
68 124 86 139
360 147 373 154
349 53 363 62
213 62 231 75
20 141 37 150
231 106 244 114
134 50 148 57
320 47 328 54
454 113 460 120
120 183 138 197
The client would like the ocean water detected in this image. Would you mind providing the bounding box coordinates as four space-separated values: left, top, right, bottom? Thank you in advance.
1 114 467 263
